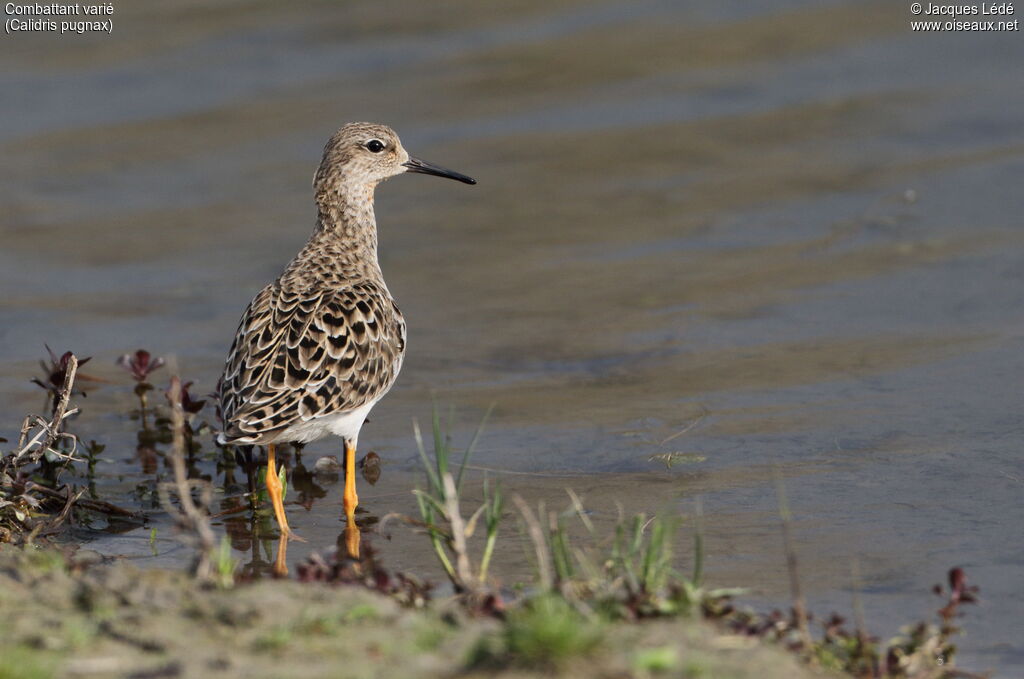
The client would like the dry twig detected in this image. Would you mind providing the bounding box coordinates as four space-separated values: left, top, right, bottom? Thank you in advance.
512 494 552 591
13 354 80 466
158 375 217 580
773 467 814 654
442 472 475 588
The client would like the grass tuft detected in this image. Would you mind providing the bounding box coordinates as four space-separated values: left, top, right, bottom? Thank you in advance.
409 404 499 594
470 593 603 669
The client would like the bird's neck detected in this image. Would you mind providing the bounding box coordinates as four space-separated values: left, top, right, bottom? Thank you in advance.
314 181 378 251
285 182 384 285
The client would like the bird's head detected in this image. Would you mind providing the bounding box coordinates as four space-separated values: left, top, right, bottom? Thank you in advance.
314 122 475 199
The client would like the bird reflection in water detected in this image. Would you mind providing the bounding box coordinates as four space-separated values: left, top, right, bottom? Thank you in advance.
153 431 387 578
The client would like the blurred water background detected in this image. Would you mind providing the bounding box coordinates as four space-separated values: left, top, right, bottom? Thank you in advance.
2 1 1023 673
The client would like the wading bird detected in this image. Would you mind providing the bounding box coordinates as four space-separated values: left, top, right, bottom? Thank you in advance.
217 122 475 563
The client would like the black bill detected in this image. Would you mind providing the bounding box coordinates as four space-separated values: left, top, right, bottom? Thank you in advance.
402 157 476 185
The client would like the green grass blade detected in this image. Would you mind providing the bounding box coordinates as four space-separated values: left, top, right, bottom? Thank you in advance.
413 419 441 495
455 403 493 492
431 402 446 480
640 519 660 590
692 498 704 587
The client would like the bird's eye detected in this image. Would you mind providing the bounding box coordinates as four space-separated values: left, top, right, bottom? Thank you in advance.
366 139 385 153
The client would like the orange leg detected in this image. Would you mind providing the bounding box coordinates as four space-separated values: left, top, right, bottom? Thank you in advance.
343 439 361 558
273 534 288 577
266 444 297 540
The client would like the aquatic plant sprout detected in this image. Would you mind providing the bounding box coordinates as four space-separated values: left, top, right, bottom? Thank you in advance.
411 404 497 592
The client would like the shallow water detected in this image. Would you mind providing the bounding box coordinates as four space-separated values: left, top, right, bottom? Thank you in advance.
2 1 1023 673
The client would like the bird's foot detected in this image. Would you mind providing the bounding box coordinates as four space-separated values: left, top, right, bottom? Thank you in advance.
280 527 306 543
344 522 361 559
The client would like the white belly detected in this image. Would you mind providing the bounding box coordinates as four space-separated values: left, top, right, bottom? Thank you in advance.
275 400 376 446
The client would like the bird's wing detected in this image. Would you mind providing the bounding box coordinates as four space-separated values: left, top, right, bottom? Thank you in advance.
219 281 406 443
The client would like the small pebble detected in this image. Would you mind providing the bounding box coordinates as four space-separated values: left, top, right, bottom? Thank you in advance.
70 549 103 568
360 451 382 486
314 455 343 475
